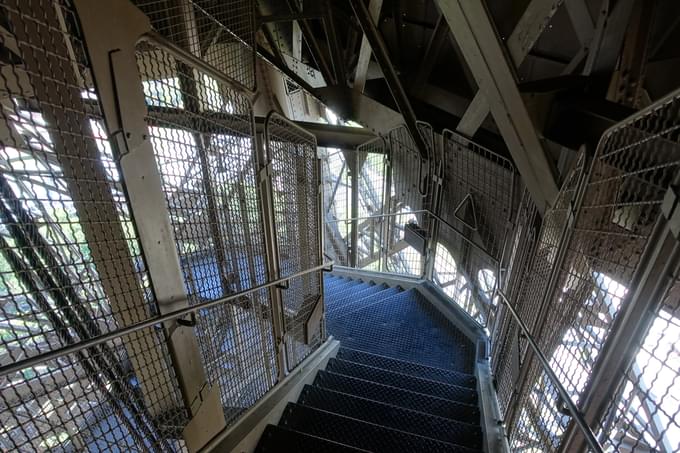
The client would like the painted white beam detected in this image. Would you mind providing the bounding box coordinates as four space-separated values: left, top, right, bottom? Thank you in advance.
437 0 559 212
353 0 383 93
454 0 566 137
456 91 489 137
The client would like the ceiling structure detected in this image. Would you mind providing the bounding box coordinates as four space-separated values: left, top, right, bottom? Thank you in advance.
254 0 678 212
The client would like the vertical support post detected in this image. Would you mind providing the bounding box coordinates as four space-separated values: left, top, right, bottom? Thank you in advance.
255 131 287 381
380 142 392 272
74 1 225 449
349 152 360 268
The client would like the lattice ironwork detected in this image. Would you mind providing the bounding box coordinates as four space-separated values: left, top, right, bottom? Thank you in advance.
133 0 257 91
0 1 187 450
322 148 351 267
265 112 323 371
136 38 276 426
596 275 680 452
384 125 431 278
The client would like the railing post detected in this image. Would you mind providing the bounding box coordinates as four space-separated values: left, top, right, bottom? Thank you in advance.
255 131 288 381
73 2 226 448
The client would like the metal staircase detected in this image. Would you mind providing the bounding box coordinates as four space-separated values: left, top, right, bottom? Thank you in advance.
255 275 483 452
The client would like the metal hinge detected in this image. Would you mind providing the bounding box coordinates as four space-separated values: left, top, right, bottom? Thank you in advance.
662 185 680 239
258 162 273 184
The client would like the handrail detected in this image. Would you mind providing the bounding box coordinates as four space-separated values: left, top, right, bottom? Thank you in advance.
325 209 497 263
0 261 333 378
497 291 604 453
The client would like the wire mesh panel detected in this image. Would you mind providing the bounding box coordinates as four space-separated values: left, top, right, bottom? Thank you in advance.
0 1 187 450
353 138 388 271
384 125 430 277
596 275 680 452
133 0 256 91
490 189 540 416
440 129 515 261
585 92 680 453
431 131 515 327
505 155 586 451
322 148 351 267
265 112 323 371
136 38 276 426
505 87 680 450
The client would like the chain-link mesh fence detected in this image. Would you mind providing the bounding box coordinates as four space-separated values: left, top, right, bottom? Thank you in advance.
265 112 323 371
136 37 277 426
495 87 680 451
133 0 256 91
0 1 187 450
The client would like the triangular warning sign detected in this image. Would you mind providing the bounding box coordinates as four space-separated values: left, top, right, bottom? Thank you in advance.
454 193 478 231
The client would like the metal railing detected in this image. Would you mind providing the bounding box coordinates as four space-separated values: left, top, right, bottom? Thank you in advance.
0 262 332 379
497 291 604 453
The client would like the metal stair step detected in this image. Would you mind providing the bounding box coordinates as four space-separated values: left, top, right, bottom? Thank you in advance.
255 424 369 453
327 290 475 373
325 358 478 405
336 347 476 388
279 402 479 453
324 280 367 303
299 385 482 448
328 285 403 319
314 370 479 423
327 283 390 315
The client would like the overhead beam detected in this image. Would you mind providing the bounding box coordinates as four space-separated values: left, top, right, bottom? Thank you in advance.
349 0 428 159
411 15 448 94
453 0 566 138
507 0 565 68
285 0 335 85
353 0 383 92
323 0 347 86
564 0 594 47
437 0 559 212
583 0 636 75
254 116 377 149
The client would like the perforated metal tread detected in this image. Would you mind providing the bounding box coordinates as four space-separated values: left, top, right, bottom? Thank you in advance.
279 402 480 453
327 283 390 315
328 286 404 323
255 424 370 453
326 358 478 405
327 289 476 373
324 279 366 300
328 281 379 303
314 370 479 423
336 347 476 388
298 385 482 448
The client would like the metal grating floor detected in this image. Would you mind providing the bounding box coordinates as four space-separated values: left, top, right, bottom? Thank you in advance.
255 274 483 452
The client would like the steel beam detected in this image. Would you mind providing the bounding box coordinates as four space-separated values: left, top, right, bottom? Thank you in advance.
255 116 376 149
353 0 383 92
349 0 428 159
453 0 566 140
411 15 448 95
565 0 594 47
437 0 559 212
583 0 636 75
285 0 335 85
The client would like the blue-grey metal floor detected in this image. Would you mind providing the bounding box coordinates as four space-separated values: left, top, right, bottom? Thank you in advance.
256 273 483 452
